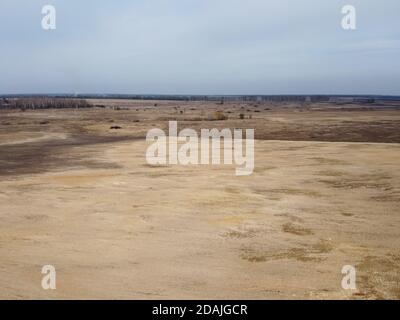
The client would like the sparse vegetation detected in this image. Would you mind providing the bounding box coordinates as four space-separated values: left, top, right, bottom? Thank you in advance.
1 99 400 299
214 111 228 121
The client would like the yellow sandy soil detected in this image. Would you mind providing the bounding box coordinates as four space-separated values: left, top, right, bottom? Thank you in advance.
0 138 399 299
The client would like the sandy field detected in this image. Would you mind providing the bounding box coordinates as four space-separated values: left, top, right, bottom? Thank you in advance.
0 100 399 299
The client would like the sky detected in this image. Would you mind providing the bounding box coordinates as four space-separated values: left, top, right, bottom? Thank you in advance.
0 0 399 95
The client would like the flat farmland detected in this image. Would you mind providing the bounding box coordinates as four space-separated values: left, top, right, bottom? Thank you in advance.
0 101 399 299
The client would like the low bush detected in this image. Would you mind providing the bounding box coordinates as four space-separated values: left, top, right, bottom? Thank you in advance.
214 111 228 121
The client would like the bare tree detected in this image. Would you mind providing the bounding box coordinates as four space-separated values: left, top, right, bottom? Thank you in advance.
1 98 92 110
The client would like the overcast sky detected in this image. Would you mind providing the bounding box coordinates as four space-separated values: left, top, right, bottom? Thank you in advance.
0 0 399 95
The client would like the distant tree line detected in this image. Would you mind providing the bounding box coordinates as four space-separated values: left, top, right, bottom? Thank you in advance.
0 98 91 110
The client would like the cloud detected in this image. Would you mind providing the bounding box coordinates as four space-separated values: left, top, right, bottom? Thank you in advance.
0 0 399 94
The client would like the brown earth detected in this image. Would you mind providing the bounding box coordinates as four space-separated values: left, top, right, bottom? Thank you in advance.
0 100 399 299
